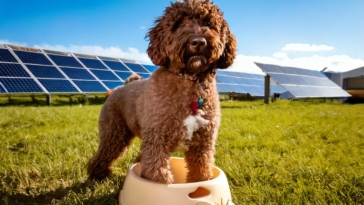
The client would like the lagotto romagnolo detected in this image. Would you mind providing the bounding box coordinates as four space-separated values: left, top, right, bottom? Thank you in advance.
88 0 236 184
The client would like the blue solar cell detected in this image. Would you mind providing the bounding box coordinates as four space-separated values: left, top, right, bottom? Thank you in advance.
216 70 229 76
299 76 326 86
225 71 241 77
138 73 151 79
142 64 158 73
243 78 262 86
114 71 133 81
304 86 327 97
0 49 18 62
269 73 295 85
60 67 95 80
287 75 309 85
324 87 351 97
277 66 298 75
0 63 30 77
270 84 286 94
292 68 326 78
26 65 65 79
90 69 119 80
241 85 263 96
320 78 339 87
48 54 83 68
0 82 6 93
103 60 130 71
73 80 106 92
124 62 149 73
230 77 246 84
216 83 232 92
252 74 265 80
14 50 52 65
79 58 107 69
255 63 282 73
281 85 309 98
216 75 237 84
228 84 247 93
0 77 43 93
38 79 78 92
102 81 124 90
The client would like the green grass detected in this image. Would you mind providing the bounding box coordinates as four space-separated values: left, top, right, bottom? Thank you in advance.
0 100 363 204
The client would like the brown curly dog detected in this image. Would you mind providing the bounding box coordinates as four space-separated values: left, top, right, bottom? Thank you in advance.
88 0 236 184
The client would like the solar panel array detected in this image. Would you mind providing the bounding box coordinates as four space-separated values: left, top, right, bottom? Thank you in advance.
0 46 155 94
255 62 351 98
0 44 287 98
216 70 286 96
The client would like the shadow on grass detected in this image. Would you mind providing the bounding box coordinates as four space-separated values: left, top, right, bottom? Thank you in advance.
221 105 243 109
0 179 125 205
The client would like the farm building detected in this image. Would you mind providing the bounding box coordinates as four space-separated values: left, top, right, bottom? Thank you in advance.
324 66 364 99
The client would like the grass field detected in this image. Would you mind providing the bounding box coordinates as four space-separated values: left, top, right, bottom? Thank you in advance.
0 100 363 204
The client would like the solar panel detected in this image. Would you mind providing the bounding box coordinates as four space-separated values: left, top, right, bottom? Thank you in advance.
216 83 232 92
72 80 106 92
60 67 96 80
114 71 133 81
124 62 149 73
79 58 108 69
256 62 351 98
103 60 130 71
215 70 286 96
102 81 124 90
38 79 78 92
0 63 30 77
0 49 18 62
216 75 238 84
142 64 158 73
0 82 6 93
139 73 151 79
48 54 83 68
14 50 52 65
90 69 120 80
26 65 65 79
0 77 43 93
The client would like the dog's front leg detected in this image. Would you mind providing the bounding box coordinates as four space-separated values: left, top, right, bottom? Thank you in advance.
184 133 215 182
140 140 174 184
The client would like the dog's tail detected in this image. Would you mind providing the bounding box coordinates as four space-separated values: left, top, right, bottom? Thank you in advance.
124 73 143 85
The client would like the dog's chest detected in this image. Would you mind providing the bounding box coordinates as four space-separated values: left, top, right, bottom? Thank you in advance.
175 110 209 151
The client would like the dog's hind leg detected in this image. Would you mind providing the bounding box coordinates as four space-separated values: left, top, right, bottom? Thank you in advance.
88 112 134 181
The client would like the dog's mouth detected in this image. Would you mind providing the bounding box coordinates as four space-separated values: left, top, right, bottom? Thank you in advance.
186 55 208 74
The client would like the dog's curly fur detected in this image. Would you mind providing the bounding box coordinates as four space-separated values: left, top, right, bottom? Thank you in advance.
88 0 236 184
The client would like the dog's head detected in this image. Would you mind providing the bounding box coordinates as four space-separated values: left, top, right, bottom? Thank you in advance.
146 0 236 75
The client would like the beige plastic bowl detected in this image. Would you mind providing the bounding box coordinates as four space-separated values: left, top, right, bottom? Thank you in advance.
119 157 234 205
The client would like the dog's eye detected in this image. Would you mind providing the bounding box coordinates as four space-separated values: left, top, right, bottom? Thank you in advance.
180 19 187 26
204 21 211 26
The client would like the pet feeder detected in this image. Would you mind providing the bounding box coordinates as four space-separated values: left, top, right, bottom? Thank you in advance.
119 157 234 205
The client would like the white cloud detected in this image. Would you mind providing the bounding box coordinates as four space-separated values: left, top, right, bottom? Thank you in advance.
140 26 146 30
282 43 335 51
273 52 288 59
229 53 364 74
0 39 28 47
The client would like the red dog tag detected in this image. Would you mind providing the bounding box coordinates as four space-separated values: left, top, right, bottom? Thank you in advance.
191 100 198 114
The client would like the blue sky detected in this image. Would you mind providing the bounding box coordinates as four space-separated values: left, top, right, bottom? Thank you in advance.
0 0 363 73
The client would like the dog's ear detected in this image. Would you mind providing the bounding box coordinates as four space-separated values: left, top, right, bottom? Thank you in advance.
145 18 169 67
217 26 237 69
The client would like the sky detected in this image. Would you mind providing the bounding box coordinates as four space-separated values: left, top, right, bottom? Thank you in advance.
0 0 363 74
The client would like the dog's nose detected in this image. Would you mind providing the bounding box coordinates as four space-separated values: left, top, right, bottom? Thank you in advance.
190 37 207 51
